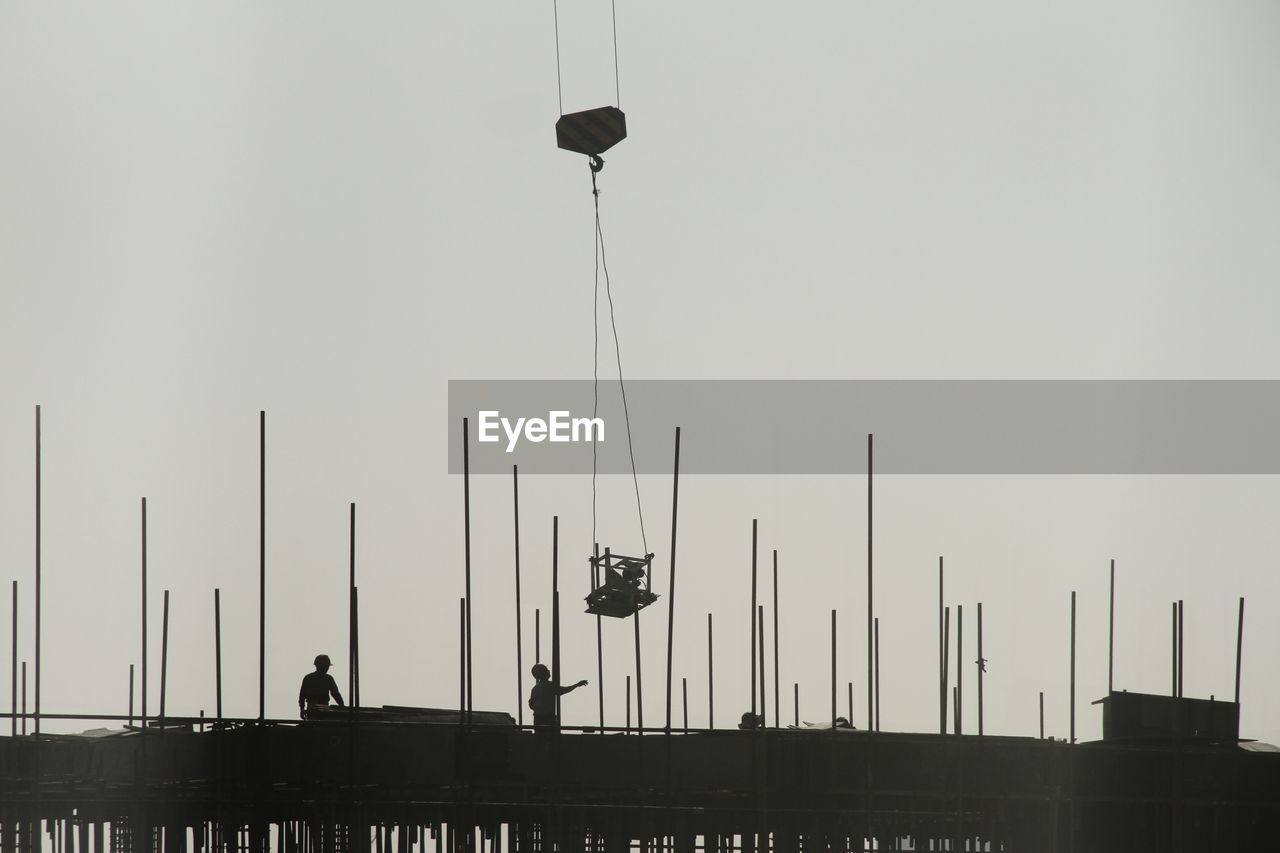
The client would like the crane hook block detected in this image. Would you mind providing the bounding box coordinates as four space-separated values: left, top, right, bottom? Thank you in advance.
556 106 627 157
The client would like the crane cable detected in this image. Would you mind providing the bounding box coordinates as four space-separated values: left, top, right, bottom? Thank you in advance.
556 0 643 555
553 0 622 112
591 165 648 557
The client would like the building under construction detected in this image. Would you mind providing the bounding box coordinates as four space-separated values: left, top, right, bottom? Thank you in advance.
4 413 1280 853
2 698 1279 853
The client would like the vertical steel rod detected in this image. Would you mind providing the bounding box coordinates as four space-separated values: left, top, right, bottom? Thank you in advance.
535 608 541 663
830 610 837 729
956 604 963 735
34 405 41 736
350 503 357 710
214 588 223 720
793 682 799 727
21 661 26 735
847 681 852 725
513 466 524 727
1171 602 1177 697
1070 591 1077 744
595 544 603 729
633 596 644 733
707 613 714 728
942 606 950 734
1234 597 1245 704
259 410 265 721
866 433 873 731
1107 559 1115 694
938 557 945 734
976 603 983 736
664 427 681 732
352 586 360 707
160 590 170 720
681 677 688 733
142 497 148 729
626 675 632 733
750 519 757 716
129 663 135 727
554 587 563 718
10 580 15 736
552 516 560 721
874 615 881 732
462 418 473 721
757 605 766 727
459 598 466 716
1039 691 1044 739
1177 599 1184 698
772 550 780 728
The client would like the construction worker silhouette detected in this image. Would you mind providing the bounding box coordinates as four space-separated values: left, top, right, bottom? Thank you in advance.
528 663 587 729
299 654 345 719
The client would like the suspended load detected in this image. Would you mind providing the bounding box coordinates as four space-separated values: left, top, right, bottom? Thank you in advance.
556 106 627 160
551 2 626 169
553 6 650 618
585 549 656 618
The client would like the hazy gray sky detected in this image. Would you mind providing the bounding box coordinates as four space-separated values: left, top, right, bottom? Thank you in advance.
2 2 1278 743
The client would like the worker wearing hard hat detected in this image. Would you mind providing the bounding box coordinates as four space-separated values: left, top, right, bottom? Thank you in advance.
299 654 346 719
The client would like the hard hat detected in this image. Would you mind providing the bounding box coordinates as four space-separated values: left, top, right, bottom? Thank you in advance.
314 654 332 667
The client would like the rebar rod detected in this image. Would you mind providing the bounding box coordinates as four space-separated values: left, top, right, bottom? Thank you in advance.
956 604 962 735
10 580 15 736
976 604 983 736
462 418 473 722
259 410 265 721
513 466 524 727
664 427 681 732
942 607 950 735
350 503 357 710
773 550 780 729
1235 597 1245 704
215 589 223 720
938 557 945 734
757 605 766 727
160 590 170 720
830 610 837 729
552 517 560 721
874 616 882 731
867 433 873 731
707 613 714 728
34 405 41 736
142 497 148 729
750 519 757 717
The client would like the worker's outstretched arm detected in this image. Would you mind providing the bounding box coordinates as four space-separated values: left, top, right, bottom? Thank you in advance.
558 679 589 695
328 674 346 707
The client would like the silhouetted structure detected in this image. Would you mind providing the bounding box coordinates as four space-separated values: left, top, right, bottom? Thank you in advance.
6 409 1277 851
2 716 1278 853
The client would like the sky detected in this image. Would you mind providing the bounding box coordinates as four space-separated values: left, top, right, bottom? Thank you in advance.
1 2 1279 744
